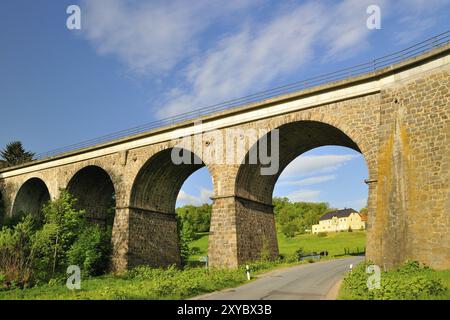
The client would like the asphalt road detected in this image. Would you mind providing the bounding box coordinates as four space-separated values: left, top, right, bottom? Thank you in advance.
193 256 364 300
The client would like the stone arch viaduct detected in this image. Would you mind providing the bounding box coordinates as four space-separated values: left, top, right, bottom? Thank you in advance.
0 44 449 271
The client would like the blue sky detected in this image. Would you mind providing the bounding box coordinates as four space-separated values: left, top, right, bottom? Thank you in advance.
1 0 449 209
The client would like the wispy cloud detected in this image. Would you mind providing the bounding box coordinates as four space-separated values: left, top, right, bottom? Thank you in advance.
280 154 360 178
177 187 213 206
81 0 260 75
80 0 449 118
278 175 336 187
160 0 379 117
285 189 321 202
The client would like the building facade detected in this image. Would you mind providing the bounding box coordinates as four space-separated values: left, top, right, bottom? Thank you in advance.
312 209 366 234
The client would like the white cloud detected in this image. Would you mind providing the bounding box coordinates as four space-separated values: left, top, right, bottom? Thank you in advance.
80 0 449 118
160 0 379 117
81 0 260 75
177 187 213 206
285 189 321 202
280 154 360 178
278 175 336 187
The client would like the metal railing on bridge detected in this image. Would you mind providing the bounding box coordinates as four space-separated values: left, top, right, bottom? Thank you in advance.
34 29 450 160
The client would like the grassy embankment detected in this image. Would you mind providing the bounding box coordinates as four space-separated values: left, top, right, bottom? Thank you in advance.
338 261 450 300
0 231 365 300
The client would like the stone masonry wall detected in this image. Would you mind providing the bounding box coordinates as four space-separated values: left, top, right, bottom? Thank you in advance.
374 67 450 269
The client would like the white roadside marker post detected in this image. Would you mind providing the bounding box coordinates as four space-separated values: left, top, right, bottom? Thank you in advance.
350 264 353 272
246 265 251 280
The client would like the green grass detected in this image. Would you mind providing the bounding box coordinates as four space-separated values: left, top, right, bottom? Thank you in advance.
338 261 450 300
188 232 209 262
0 268 244 300
0 259 317 300
420 269 450 300
0 230 366 300
189 230 366 264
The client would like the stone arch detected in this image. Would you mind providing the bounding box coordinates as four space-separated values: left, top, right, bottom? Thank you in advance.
66 165 116 228
12 177 50 217
235 120 366 205
125 147 212 268
208 118 372 267
130 147 206 214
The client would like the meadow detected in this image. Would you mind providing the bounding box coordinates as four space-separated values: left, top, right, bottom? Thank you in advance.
0 231 365 300
189 230 367 263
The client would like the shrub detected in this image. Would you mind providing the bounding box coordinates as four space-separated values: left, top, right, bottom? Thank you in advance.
294 247 304 261
341 260 446 300
0 191 115 288
178 219 194 266
0 215 36 287
123 265 179 281
31 190 86 278
317 232 327 237
67 225 112 276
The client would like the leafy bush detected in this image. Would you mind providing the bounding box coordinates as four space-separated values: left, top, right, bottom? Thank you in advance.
67 225 112 276
317 232 327 237
30 191 87 279
2 211 27 229
178 219 194 266
123 265 179 281
294 247 304 261
1 190 114 287
0 215 36 287
340 260 446 300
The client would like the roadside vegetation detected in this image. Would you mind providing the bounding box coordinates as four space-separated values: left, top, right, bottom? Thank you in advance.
0 191 363 299
0 258 321 300
1 186 447 300
0 191 112 289
339 260 450 300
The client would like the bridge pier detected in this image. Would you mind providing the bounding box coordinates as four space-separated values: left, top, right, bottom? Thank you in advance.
112 207 181 271
208 195 278 268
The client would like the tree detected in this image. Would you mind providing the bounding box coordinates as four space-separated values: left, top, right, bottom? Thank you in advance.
177 218 194 266
275 200 333 237
176 204 211 234
0 141 35 167
33 190 85 276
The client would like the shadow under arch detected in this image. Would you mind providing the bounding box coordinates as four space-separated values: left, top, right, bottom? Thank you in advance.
127 147 209 268
130 147 205 214
233 120 369 263
12 177 51 217
67 165 116 228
